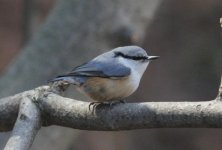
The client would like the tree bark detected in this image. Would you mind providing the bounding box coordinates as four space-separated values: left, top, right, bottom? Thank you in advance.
0 81 222 132
41 92 222 130
4 96 41 150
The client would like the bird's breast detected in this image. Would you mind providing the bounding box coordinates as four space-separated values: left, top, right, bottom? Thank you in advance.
80 74 140 102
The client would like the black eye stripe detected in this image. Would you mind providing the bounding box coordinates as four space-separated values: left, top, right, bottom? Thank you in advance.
114 52 147 60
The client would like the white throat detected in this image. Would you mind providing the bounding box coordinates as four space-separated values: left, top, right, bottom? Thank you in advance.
118 57 149 79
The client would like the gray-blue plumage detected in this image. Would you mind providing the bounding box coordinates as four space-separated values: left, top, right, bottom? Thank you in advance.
49 59 131 85
70 60 131 78
48 46 159 102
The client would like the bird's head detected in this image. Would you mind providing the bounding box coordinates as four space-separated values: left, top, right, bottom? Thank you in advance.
112 46 159 76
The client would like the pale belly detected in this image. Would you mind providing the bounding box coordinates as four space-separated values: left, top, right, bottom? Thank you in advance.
79 75 140 102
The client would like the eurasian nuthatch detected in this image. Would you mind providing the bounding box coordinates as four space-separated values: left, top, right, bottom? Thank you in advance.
49 46 159 103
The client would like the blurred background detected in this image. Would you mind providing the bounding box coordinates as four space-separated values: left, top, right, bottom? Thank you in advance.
0 0 222 149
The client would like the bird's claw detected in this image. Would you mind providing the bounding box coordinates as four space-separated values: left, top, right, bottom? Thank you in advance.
88 100 126 112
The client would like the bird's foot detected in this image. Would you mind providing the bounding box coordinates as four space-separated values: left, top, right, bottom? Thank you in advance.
88 100 126 111
89 102 102 111
108 100 125 106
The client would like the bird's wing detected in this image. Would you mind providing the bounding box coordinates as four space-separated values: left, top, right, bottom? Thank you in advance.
67 60 131 78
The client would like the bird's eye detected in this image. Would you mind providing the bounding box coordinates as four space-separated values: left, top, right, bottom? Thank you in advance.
114 51 148 61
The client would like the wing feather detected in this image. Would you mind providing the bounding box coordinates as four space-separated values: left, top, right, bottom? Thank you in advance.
68 60 131 78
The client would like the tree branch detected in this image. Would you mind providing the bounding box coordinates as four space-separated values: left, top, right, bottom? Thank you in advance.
4 95 41 150
0 81 222 132
40 92 222 130
0 77 221 149
0 94 21 131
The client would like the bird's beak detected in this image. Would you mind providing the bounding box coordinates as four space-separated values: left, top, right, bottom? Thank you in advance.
147 56 160 61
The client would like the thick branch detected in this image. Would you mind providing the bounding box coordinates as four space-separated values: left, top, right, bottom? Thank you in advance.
40 93 222 130
0 90 36 132
0 94 21 131
4 96 41 150
1 85 222 131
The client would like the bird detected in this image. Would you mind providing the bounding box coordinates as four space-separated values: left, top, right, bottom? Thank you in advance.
48 46 159 106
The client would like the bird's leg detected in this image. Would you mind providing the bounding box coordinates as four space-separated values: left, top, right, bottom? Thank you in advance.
89 99 126 111
109 99 126 105
89 102 101 111
89 101 114 111
103 99 126 107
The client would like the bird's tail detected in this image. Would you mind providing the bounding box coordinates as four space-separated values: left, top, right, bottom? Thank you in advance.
47 75 81 86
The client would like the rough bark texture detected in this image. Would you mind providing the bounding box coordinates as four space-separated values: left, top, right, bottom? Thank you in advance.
0 94 21 131
0 83 222 132
41 92 222 130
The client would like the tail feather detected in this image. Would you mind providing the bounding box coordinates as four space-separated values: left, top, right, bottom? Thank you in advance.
47 75 84 86
48 76 77 85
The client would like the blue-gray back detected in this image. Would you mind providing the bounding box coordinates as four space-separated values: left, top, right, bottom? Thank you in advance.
69 60 131 78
